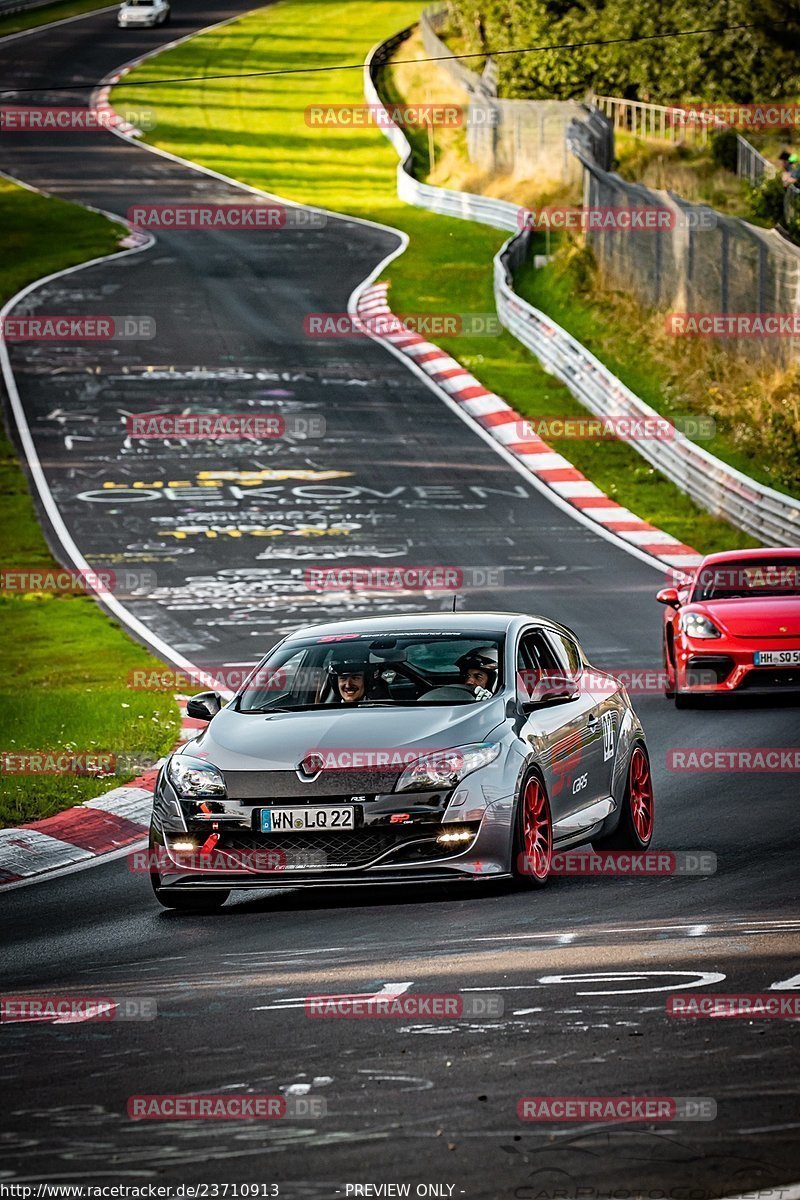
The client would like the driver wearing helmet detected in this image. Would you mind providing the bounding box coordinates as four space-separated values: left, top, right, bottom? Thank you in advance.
326 648 388 705
456 646 499 699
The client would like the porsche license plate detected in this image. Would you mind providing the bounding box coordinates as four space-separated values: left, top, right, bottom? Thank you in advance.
260 806 354 833
754 649 800 666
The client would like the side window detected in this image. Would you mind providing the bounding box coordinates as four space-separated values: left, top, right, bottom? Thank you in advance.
547 631 583 680
516 630 562 699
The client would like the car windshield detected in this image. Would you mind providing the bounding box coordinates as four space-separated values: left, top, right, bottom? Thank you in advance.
236 631 505 712
692 557 800 601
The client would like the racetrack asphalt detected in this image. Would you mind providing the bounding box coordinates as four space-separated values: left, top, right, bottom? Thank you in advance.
0 5 798 1194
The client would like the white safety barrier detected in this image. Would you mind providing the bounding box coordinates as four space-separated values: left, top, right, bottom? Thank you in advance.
365 36 800 545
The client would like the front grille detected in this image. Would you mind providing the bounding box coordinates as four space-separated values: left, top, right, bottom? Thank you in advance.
740 667 800 690
218 828 442 868
223 769 400 800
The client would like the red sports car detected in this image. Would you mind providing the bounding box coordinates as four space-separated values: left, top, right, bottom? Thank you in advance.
657 547 800 707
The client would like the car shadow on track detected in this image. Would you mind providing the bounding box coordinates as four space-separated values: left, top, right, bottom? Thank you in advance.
156 877 518 918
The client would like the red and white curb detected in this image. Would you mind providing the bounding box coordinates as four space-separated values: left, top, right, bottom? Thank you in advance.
0 697 200 887
94 76 144 138
357 283 703 573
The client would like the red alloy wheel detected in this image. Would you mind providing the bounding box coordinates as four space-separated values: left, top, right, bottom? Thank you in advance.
522 775 552 881
629 746 654 844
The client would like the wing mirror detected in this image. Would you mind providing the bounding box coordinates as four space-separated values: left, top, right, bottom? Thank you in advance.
656 587 681 608
186 691 223 721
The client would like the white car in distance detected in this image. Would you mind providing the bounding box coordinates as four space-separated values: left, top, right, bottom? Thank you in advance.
117 0 170 27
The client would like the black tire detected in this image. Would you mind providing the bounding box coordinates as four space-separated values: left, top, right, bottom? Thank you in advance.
593 744 654 851
674 690 696 709
511 771 553 888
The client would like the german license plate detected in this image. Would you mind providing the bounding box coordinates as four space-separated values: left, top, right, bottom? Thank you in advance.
754 649 800 666
260 806 354 833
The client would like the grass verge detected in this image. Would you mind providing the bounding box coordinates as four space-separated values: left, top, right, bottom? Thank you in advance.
112 0 758 557
0 0 113 38
0 178 180 826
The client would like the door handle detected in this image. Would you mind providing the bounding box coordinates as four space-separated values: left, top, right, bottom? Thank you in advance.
586 714 600 730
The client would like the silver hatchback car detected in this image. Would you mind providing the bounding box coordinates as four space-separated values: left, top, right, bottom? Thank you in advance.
148 612 654 910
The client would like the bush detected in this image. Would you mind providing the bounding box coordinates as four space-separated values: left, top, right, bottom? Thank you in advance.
711 129 739 173
748 173 788 226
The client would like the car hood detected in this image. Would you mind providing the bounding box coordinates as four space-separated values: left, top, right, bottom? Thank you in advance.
696 596 800 638
179 696 508 772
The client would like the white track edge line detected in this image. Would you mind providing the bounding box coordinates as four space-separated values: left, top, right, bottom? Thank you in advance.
100 24 672 577
0 3 668 891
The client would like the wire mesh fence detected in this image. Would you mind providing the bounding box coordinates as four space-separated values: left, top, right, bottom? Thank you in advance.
420 4 585 183
419 2 800 364
569 123 800 365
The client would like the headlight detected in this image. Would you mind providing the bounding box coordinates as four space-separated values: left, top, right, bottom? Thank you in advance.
167 755 226 798
395 743 501 793
679 612 722 639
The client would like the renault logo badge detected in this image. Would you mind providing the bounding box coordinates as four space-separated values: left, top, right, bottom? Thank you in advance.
297 753 324 781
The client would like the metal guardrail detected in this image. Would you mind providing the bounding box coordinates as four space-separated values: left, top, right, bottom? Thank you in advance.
368 32 522 232
591 91 783 192
365 36 800 545
737 135 777 186
494 234 800 546
590 93 718 144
